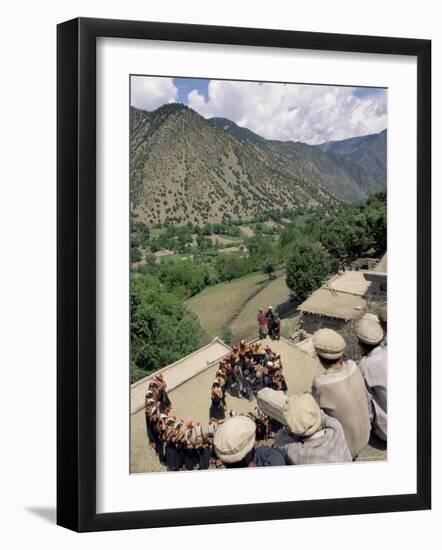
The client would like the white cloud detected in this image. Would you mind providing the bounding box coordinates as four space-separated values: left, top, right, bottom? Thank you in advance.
131 76 178 111
187 81 387 144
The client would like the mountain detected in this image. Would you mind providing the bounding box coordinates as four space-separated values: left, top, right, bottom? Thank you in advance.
210 117 386 202
209 117 268 147
130 104 332 226
130 103 386 226
315 130 387 196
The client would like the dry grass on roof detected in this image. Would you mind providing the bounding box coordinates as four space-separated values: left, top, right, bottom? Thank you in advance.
298 287 366 321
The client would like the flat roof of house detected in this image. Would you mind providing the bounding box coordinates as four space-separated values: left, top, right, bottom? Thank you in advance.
130 338 232 414
326 271 372 296
298 287 367 321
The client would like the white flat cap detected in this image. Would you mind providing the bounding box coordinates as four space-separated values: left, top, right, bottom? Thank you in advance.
362 312 380 323
214 416 256 464
283 393 322 437
357 318 384 345
256 388 288 425
313 328 345 360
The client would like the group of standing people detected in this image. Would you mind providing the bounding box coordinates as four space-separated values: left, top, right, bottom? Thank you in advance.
257 306 281 340
144 374 216 471
144 341 289 471
144 306 387 470
209 339 288 421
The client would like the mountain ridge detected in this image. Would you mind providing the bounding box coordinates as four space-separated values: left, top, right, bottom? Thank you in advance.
130 103 386 226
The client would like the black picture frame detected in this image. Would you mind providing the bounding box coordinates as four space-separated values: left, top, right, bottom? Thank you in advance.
57 17 431 532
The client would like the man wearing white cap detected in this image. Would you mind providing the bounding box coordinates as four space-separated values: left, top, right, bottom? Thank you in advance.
214 415 286 468
312 328 371 458
275 392 352 465
357 318 387 442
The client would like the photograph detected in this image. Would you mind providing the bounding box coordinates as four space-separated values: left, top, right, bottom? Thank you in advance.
129 75 388 473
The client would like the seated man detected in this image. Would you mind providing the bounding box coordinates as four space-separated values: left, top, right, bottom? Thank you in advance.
275 392 352 464
312 328 371 458
214 415 286 468
357 317 387 442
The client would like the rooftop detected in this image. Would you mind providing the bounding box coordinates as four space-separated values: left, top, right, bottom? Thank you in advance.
298 287 367 321
297 267 389 321
131 338 231 414
130 336 386 473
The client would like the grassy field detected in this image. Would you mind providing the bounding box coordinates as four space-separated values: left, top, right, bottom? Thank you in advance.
186 270 298 344
149 227 167 237
159 253 192 264
209 234 242 246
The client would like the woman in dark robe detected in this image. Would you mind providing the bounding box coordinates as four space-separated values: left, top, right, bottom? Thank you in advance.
207 420 222 467
223 360 234 393
156 415 168 464
216 368 227 389
155 374 171 413
197 433 212 470
239 339 251 361
266 307 275 338
164 420 176 470
272 314 281 340
183 424 199 471
209 383 225 421
144 399 156 445
170 421 185 471
151 407 162 456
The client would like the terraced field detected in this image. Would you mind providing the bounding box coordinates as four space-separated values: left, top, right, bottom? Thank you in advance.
186 270 297 342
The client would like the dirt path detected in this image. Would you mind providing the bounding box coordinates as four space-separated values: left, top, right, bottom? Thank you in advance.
186 273 269 338
227 277 275 327
230 274 294 340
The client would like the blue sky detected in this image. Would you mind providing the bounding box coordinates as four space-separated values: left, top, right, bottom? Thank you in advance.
175 78 209 102
131 75 387 144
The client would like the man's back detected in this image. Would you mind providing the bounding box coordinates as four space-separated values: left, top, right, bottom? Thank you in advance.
312 360 371 458
276 412 352 465
359 346 387 440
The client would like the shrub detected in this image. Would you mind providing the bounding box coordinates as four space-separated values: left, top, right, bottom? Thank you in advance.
130 274 203 381
158 261 209 298
214 254 252 282
286 243 334 300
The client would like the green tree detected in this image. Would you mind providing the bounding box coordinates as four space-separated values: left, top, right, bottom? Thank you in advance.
286 243 334 300
130 246 141 263
263 257 275 280
159 261 209 298
130 274 203 381
214 254 252 282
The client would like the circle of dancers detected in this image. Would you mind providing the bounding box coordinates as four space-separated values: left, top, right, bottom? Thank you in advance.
144 308 387 470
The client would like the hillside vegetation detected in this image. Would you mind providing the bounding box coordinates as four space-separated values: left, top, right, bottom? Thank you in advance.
130 192 386 382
